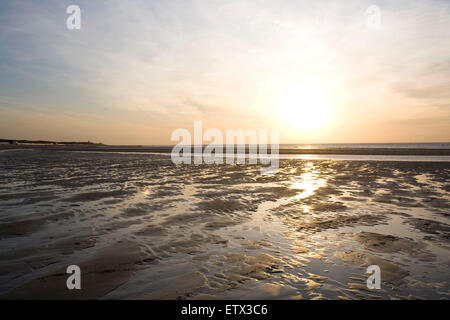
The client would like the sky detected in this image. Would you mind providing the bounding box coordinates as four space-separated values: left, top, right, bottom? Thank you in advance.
0 0 449 145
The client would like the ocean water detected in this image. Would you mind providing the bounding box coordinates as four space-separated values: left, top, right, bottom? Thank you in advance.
280 142 450 149
136 142 450 150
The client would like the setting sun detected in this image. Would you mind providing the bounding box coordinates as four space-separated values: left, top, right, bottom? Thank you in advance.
276 82 333 132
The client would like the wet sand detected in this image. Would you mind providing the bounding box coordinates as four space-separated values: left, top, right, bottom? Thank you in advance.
0 149 449 299
1 144 450 156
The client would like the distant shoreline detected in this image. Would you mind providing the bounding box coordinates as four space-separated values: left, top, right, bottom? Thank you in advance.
0 138 102 146
1 144 450 156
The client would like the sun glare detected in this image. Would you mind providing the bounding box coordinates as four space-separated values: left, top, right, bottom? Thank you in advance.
276 82 333 131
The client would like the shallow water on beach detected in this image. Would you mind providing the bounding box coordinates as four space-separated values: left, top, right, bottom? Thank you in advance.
0 150 449 299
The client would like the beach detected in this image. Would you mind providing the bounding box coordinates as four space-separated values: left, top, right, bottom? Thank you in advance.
2 143 450 156
0 148 449 299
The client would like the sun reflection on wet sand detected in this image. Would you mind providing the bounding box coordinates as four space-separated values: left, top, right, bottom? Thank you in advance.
142 187 152 196
290 163 326 200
